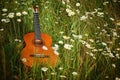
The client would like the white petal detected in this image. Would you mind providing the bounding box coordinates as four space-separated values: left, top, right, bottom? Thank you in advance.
21 58 27 62
42 46 48 50
41 67 48 72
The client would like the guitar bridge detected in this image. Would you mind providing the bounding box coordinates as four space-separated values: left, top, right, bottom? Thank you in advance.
30 54 50 58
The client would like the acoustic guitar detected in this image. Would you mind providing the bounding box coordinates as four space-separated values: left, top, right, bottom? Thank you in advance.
21 6 58 67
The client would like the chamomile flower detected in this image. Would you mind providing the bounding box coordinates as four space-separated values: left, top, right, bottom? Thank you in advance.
89 39 94 43
59 67 63 70
58 40 63 44
85 43 91 49
1 19 6 22
66 8 75 16
76 9 80 13
17 19 21 22
89 53 94 57
0 28 4 31
80 15 88 21
52 44 59 51
62 0 65 4
113 32 117 37
63 35 70 40
1 18 10 23
72 72 78 76
103 1 109 5
51 72 57 75
97 12 104 17
2 8 7 12
70 39 75 42
14 38 19 42
8 12 14 18
110 17 114 21
60 75 66 78
22 11 28 15
102 42 107 46
2 13 7 17
59 31 64 34
64 44 73 50
72 34 82 39
68 11 75 16
116 21 120 26
18 40 22 42
115 77 120 80
54 50 59 55
116 48 120 51
109 53 115 58
76 3 80 7
16 12 22 16
41 67 48 72
112 64 116 68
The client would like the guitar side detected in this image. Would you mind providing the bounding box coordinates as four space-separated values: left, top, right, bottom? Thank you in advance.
21 32 58 67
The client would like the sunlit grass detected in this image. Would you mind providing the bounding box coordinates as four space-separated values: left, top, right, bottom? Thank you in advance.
0 0 120 80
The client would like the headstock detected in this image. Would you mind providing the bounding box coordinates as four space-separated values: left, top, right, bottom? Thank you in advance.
32 1 39 13
33 5 39 13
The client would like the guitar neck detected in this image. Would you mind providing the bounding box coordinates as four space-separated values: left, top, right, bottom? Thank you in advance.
34 9 41 41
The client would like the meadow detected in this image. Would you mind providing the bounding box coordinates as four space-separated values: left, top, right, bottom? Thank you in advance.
0 0 120 80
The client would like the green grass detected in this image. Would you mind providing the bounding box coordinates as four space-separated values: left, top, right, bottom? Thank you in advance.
0 0 120 80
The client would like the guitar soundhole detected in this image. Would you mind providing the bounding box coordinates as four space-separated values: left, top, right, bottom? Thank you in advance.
32 39 43 46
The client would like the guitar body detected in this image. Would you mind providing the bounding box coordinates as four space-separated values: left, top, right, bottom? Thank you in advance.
21 32 58 67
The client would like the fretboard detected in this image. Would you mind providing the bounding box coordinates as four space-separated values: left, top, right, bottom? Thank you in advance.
34 12 41 41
